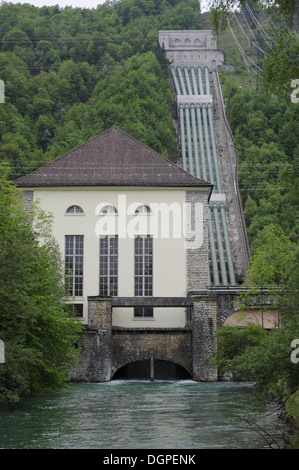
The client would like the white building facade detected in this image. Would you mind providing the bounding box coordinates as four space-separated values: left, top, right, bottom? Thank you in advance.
15 127 212 332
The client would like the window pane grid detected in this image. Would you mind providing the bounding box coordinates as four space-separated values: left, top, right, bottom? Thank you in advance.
134 235 153 297
134 307 153 318
99 236 118 296
65 235 84 297
66 205 84 214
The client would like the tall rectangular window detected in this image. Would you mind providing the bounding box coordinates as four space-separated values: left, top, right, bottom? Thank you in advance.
99 235 118 296
134 235 153 317
65 235 84 297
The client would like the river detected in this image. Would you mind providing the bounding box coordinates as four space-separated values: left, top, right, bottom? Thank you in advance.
0 380 288 449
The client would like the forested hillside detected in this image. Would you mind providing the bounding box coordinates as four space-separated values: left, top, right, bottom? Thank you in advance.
220 73 299 251
0 0 298 254
0 0 202 179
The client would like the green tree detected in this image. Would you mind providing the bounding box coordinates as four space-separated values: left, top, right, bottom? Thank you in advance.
0 164 82 403
209 0 299 96
237 224 294 310
1 27 32 52
34 40 60 70
212 223 299 400
35 114 56 151
261 29 299 97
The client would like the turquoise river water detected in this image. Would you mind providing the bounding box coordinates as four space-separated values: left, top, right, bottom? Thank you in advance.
0 381 289 449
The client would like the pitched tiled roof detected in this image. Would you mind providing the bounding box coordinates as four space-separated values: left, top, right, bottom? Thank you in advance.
13 126 212 189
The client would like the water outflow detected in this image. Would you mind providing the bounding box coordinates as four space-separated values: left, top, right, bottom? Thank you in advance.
0 381 288 449
113 359 192 381
171 66 237 286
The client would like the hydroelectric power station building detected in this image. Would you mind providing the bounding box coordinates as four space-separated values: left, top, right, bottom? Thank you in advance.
14 30 252 382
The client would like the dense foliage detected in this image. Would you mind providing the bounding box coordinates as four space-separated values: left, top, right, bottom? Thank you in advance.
217 69 299 402
0 0 202 179
209 0 299 98
220 73 299 251
0 164 82 403
212 224 299 400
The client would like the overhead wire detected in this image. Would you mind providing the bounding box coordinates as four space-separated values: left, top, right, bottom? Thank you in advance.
227 17 261 75
240 8 256 40
226 0 282 78
245 3 274 52
233 11 267 56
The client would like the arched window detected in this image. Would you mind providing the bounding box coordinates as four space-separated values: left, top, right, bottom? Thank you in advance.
135 205 152 215
66 205 84 214
100 205 118 215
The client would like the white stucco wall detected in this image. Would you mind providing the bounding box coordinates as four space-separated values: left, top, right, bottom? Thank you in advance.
33 186 203 328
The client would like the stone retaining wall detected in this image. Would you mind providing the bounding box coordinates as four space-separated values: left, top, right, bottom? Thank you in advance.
68 293 239 383
112 328 192 378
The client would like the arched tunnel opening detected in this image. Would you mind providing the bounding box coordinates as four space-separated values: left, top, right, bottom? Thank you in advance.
113 359 192 381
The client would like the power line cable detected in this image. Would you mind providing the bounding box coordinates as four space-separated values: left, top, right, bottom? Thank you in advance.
233 12 267 56
228 18 261 74
245 3 274 51
241 8 256 40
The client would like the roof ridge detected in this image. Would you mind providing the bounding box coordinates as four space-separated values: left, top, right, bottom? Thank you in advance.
13 126 212 189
